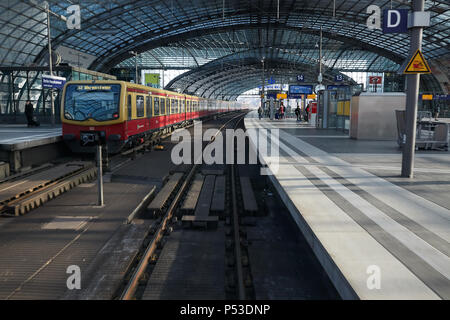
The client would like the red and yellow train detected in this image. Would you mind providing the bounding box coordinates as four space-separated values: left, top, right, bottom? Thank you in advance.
61 80 242 153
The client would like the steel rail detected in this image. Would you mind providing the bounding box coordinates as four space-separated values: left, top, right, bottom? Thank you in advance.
231 115 246 300
120 111 246 300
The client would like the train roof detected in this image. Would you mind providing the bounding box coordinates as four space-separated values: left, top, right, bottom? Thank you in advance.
64 80 203 100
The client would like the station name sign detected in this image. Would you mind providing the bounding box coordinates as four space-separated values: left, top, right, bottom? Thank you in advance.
42 75 67 89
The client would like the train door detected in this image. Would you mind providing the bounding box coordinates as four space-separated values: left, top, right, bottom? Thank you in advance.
159 97 164 118
169 98 173 124
184 97 187 123
153 96 160 128
146 95 152 130
126 94 132 135
127 94 132 120
187 99 191 121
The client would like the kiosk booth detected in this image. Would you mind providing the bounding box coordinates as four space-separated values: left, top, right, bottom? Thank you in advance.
316 86 351 132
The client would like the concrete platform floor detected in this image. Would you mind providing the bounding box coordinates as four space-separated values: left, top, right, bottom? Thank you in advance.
245 114 450 300
0 125 62 147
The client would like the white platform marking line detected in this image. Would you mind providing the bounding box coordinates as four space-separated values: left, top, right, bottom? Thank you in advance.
245 119 309 165
274 162 450 174
254 119 450 242
278 163 440 299
295 135 350 138
247 120 439 299
308 165 450 280
248 118 450 267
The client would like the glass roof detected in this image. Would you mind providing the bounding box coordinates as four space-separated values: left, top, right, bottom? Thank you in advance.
0 0 448 99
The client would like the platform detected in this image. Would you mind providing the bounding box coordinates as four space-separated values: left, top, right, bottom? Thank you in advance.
0 125 64 173
0 125 62 150
245 113 450 300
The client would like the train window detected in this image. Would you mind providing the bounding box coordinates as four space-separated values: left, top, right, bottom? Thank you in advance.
160 98 165 115
146 96 151 118
181 100 185 113
127 95 132 119
136 95 145 118
170 99 175 114
154 97 160 116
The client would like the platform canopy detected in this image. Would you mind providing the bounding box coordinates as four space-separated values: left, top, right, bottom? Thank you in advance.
0 0 449 100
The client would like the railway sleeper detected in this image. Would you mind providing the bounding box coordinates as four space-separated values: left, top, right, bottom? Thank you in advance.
5 167 97 216
146 172 184 217
181 215 219 229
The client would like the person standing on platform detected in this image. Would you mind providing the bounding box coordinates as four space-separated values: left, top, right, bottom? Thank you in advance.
305 103 310 122
258 106 263 120
434 103 440 121
279 102 285 120
25 100 39 127
295 104 301 121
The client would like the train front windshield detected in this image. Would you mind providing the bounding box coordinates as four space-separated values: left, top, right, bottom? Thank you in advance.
64 84 121 122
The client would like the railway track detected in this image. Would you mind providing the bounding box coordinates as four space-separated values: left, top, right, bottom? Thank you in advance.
228 115 255 300
116 112 251 300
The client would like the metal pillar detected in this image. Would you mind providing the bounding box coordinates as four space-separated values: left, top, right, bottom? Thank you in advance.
318 26 323 84
135 56 139 84
261 58 265 113
97 144 104 206
129 51 139 84
26 71 30 101
303 94 307 120
47 5 55 127
401 0 424 178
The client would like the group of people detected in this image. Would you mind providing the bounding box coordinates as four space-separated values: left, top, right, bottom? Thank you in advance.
257 102 287 120
295 104 309 122
257 102 309 122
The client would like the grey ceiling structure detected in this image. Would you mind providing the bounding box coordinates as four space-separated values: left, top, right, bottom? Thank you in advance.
0 0 449 100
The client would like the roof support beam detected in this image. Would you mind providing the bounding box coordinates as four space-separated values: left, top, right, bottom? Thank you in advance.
92 23 405 72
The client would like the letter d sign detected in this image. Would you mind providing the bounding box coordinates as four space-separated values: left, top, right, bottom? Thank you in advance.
382 9 408 33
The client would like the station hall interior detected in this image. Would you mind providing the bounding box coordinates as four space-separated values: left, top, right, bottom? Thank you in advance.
0 0 449 303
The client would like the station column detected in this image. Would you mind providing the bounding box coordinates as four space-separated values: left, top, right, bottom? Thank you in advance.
401 0 425 178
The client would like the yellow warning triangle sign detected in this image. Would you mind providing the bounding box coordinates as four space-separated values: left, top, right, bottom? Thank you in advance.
403 49 432 74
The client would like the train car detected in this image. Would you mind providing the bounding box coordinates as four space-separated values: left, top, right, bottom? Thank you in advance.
61 80 239 153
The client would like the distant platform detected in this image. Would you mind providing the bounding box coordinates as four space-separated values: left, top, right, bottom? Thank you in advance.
0 125 64 172
0 125 62 151
245 113 450 300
